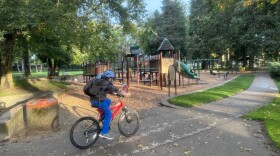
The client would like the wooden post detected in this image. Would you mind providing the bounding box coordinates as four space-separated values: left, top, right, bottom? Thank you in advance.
168 72 171 97
137 55 139 86
178 51 181 86
149 64 152 86
121 57 124 83
160 52 163 90
107 61 110 70
114 58 116 75
82 62 85 82
126 58 129 86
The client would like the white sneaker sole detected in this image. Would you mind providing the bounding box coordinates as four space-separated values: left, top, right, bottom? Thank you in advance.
99 134 113 140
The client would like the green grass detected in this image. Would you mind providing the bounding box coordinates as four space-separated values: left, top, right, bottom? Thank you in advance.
168 75 255 107
12 71 83 78
244 79 280 148
0 79 69 97
1 71 81 97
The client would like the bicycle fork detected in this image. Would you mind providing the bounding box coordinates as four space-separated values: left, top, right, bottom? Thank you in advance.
122 107 132 123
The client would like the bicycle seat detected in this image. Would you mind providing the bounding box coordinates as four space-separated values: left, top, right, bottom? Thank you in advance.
91 105 98 108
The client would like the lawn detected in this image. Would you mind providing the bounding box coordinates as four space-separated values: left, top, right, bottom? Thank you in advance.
0 71 81 97
244 79 280 148
12 71 83 78
168 75 255 107
0 79 69 97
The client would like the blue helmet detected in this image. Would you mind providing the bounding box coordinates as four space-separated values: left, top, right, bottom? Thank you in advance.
103 70 115 79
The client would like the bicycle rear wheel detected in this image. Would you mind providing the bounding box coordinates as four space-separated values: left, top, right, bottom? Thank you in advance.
70 117 100 149
118 109 140 137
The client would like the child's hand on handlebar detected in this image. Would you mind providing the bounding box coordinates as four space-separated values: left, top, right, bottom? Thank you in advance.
117 93 125 97
117 90 126 97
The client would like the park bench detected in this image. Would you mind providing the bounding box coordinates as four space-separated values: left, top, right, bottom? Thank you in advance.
139 78 154 86
60 72 70 81
223 71 229 79
115 77 123 83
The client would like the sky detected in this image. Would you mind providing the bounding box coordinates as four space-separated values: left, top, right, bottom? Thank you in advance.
144 0 191 14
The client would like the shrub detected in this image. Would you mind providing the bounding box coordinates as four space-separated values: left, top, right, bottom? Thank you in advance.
268 62 280 79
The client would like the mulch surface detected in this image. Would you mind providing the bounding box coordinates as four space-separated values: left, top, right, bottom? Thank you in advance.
8 72 239 141
57 72 238 128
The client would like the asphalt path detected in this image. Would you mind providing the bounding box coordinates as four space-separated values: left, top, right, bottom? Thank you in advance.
0 72 279 156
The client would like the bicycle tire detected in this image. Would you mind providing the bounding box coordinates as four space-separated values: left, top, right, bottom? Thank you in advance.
70 117 100 149
118 109 140 137
51 115 60 132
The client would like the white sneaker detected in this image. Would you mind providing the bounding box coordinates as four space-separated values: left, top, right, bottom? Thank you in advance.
99 133 114 140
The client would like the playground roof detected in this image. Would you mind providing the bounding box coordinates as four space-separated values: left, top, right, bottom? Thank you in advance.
125 53 144 57
157 38 174 51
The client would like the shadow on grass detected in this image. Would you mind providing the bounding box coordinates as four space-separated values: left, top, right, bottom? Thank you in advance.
0 78 69 116
13 79 41 92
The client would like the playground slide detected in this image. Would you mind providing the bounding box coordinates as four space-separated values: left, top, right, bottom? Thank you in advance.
175 60 199 79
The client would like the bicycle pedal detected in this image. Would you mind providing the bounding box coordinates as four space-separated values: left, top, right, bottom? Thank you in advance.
92 133 97 139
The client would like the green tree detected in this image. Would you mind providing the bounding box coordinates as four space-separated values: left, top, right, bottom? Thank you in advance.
0 0 26 89
17 34 31 78
139 10 163 55
188 0 280 68
140 0 188 56
161 0 187 54
0 0 145 89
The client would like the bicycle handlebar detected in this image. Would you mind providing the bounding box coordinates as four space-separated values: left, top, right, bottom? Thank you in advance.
117 94 125 97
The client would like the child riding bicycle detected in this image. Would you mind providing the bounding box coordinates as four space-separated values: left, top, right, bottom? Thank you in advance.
89 70 125 140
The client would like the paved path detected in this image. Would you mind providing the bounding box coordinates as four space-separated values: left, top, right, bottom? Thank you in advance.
0 72 279 156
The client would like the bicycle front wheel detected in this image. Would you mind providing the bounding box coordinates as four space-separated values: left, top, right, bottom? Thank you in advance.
70 117 100 149
118 109 140 137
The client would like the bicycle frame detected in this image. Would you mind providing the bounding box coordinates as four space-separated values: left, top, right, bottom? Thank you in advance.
96 98 124 121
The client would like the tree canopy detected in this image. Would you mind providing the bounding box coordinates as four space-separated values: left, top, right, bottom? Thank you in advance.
0 0 146 89
188 0 280 67
139 0 188 55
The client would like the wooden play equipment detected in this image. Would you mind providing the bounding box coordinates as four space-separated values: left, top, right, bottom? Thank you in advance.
157 38 175 90
157 38 203 88
174 51 200 86
82 61 110 82
187 59 221 78
135 54 160 86
114 48 161 87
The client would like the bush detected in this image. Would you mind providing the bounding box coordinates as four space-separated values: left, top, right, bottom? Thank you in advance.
268 62 280 79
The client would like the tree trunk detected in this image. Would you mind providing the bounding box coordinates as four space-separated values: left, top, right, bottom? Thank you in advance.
40 64 43 72
249 47 255 69
16 63 21 73
21 59 24 73
229 55 232 70
0 47 2 78
35 64 38 72
19 35 31 78
0 33 16 89
47 58 54 79
241 46 247 67
47 58 59 79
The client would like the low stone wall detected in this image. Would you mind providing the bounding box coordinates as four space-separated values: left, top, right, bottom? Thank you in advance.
0 90 64 141
0 105 24 141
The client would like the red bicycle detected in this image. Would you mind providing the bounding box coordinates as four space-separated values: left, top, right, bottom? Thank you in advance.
69 95 140 149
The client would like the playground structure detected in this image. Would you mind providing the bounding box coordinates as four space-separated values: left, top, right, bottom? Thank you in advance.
81 38 228 92
189 59 221 75
82 61 110 82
